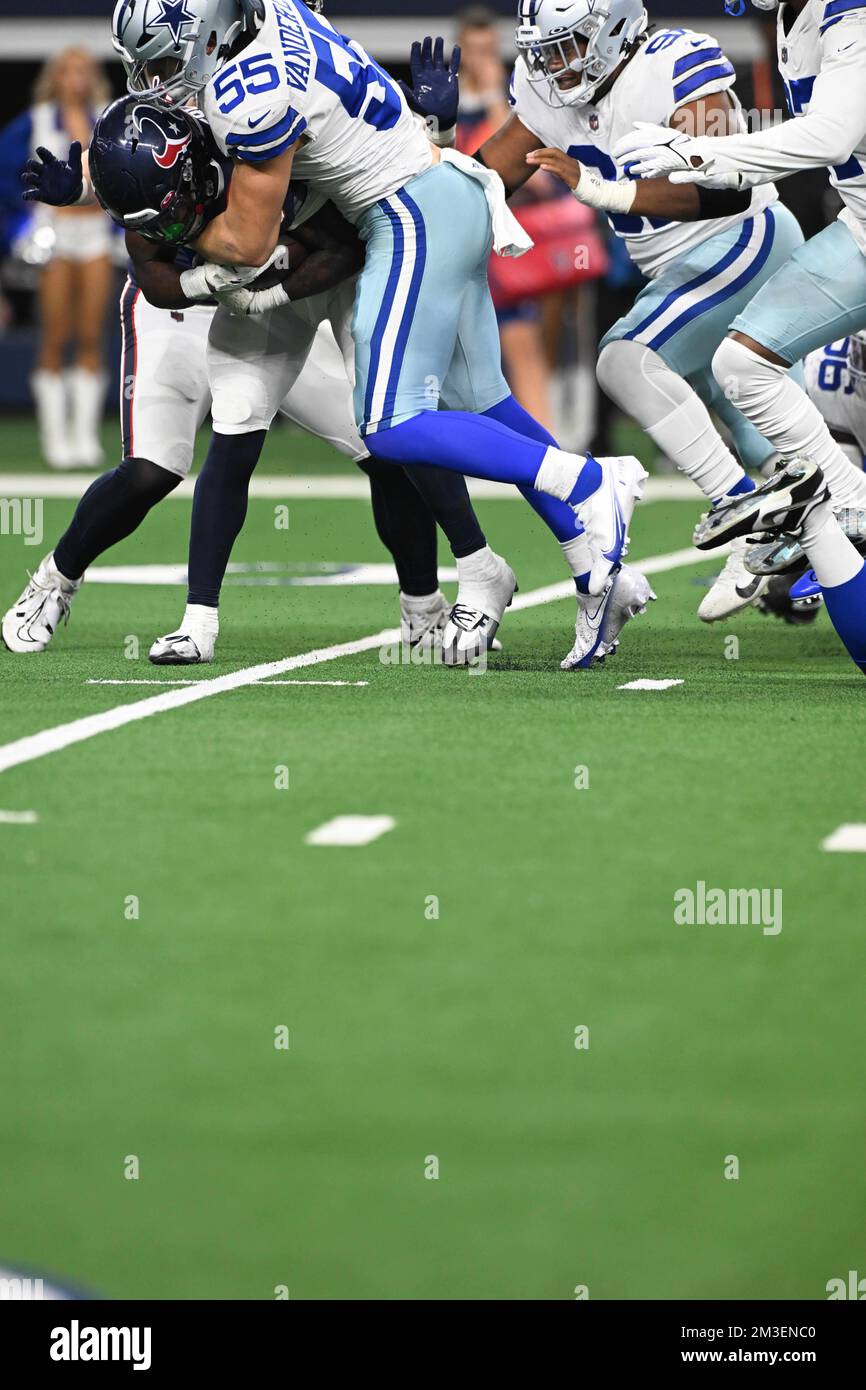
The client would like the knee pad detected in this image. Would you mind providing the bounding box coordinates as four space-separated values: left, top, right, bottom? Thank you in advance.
711 336 782 403
596 338 644 402
211 376 275 435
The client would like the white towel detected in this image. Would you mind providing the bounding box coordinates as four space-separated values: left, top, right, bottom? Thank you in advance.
439 147 534 259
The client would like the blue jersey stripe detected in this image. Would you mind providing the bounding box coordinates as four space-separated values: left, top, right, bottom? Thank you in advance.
234 126 307 161
625 217 756 341
380 192 427 428
226 108 302 148
672 61 735 104
821 0 866 31
364 204 406 433
672 45 723 79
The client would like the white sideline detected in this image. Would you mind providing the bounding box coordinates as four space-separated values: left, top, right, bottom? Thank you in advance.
0 545 707 778
0 473 700 504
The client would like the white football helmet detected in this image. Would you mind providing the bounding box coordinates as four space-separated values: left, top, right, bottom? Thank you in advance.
112 0 246 100
847 333 866 400
516 0 648 107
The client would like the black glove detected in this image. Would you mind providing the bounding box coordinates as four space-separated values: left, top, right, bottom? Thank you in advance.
21 141 84 207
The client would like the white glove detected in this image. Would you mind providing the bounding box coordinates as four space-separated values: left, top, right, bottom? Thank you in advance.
179 245 288 302
612 122 745 189
215 282 291 316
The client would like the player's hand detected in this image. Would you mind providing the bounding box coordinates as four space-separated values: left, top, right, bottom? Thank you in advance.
215 283 290 316
179 246 288 303
399 36 461 147
612 122 744 188
21 142 84 206
525 147 582 190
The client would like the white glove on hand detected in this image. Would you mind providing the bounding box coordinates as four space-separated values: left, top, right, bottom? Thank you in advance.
215 282 291 316
612 122 745 189
179 245 288 303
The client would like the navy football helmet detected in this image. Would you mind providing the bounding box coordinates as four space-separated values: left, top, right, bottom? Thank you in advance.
89 96 227 243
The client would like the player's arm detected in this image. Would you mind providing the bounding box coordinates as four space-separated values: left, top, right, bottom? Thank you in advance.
281 200 365 300
527 92 752 222
475 112 539 196
619 18 866 187
126 231 194 310
193 144 295 266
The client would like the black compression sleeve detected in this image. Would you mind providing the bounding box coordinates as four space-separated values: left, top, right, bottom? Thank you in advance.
695 185 753 219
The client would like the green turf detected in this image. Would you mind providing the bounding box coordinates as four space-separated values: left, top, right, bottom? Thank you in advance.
1 420 864 1301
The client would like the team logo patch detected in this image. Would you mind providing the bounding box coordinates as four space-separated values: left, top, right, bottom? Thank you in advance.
149 0 197 47
133 106 192 169
589 113 599 131
781 46 788 64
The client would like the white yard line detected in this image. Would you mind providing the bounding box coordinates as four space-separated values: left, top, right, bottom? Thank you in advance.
0 473 700 504
617 679 685 692
0 546 707 778
821 824 866 852
304 815 396 847
86 678 369 688
0 810 39 824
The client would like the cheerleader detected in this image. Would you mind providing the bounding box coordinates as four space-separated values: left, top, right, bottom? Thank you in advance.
0 49 113 468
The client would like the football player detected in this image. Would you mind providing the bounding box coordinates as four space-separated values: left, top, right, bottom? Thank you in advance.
472 0 818 628
140 0 653 672
3 21 505 664
615 1 866 623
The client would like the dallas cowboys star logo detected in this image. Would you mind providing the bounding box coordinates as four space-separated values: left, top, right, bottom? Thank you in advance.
151 0 196 47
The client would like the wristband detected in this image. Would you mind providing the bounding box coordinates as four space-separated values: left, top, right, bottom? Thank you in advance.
572 164 637 214
179 265 212 302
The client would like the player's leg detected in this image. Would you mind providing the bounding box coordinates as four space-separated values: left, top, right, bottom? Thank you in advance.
3 288 210 654
596 205 804 620
67 249 112 468
150 301 318 665
33 256 76 469
714 219 866 508
694 460 866 674
353 163 640 594
317 286 510 663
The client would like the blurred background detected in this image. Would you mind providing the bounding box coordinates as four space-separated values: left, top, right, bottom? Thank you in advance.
0 1 843 466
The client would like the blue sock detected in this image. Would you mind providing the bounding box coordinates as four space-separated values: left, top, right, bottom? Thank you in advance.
482 396 582 543
364 408 587 494
714 474 757 505
186 430 265 607
822 560 866 675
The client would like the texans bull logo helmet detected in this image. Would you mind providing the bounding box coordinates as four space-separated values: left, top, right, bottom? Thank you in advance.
88 95 228 244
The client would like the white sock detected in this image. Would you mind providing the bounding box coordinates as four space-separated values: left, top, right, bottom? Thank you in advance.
533 447 589 503
597 340 743 500
713 338 866 508
455 544 500 582
799 500 864 589
561 533 593 590
184 603 219 633
400 590 444 611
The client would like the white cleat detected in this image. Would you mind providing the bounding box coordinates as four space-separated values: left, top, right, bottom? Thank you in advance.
400 590 449 654
442 550 516 666
574 455 648 596
149 628 216 665
697 537 770 623
2 553 81 653
560 564 656 670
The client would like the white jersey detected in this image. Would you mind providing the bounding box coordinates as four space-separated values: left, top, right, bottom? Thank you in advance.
203 0 433 222
804 338 866 461
510 27 776 278
777 1 866 255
